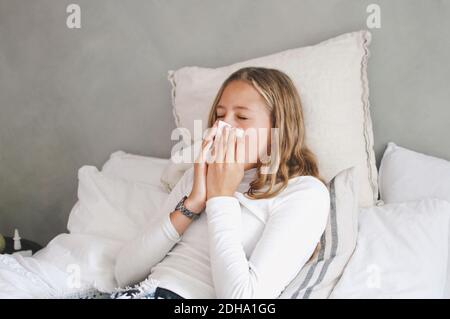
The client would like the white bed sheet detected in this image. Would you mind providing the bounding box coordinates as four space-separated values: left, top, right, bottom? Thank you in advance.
0 153 170 298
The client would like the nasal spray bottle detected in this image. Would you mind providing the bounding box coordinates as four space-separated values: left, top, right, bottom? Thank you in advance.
13 228 21 251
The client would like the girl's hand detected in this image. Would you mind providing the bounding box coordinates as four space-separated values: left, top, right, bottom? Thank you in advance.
185 120 219 214
206 126 245 199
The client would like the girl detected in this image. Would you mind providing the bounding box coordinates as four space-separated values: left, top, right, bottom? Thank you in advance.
113 67 330 299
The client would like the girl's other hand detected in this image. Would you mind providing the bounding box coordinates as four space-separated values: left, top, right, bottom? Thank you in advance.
206 126 245 199
185 120 219 214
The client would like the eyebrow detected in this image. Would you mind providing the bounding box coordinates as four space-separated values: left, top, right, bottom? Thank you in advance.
217 105 250 110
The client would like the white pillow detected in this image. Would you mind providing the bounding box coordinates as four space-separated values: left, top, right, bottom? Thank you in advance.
160 140 203 192
34 152 171 292
379 142 450 204
67 166 168 241
330 199 450 299
279 166 358 299
167 30 378 207
102 150 169 190
378 142 450 298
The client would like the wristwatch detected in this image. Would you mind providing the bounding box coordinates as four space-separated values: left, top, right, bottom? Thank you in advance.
175 195 199 220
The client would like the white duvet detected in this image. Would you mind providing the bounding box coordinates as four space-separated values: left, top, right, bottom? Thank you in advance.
0 152 170 298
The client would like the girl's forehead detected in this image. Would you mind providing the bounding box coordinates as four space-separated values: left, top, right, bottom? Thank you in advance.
221 81 264 103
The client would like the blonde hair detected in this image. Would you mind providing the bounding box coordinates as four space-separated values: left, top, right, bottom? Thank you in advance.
207 66 326 200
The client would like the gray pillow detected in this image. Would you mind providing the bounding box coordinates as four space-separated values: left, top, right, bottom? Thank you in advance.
278 166 359 299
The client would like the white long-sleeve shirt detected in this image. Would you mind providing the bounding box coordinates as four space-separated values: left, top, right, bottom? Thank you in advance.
114 166 330 299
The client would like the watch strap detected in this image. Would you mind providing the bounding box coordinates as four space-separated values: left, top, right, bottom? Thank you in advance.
175 195 199 220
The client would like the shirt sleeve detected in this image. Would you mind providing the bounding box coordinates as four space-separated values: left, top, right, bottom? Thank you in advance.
114 167 194 288
205 178 330 299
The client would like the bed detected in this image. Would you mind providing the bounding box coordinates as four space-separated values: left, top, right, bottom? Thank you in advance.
1 30 449 299
1 143 449 299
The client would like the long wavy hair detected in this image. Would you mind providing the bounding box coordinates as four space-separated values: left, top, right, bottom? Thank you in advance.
207 66 326 199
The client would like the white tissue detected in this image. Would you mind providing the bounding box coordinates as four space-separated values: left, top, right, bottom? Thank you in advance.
216 120 244 138
204 121 244 161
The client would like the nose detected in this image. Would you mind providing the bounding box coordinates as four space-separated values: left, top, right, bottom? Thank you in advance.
222 115 237 128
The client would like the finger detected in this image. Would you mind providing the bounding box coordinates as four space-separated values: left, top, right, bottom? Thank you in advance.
236 132 245 164
207 136 218 164
200 121 220 163
215 126 228 163
201 135 214 158
225 128 236 163
206 141 215 164
198 140 213 163
207 127 222 164
211 122 223 150
203 120 219 146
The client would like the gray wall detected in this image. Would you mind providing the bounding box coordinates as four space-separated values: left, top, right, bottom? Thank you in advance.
1 0 449 246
